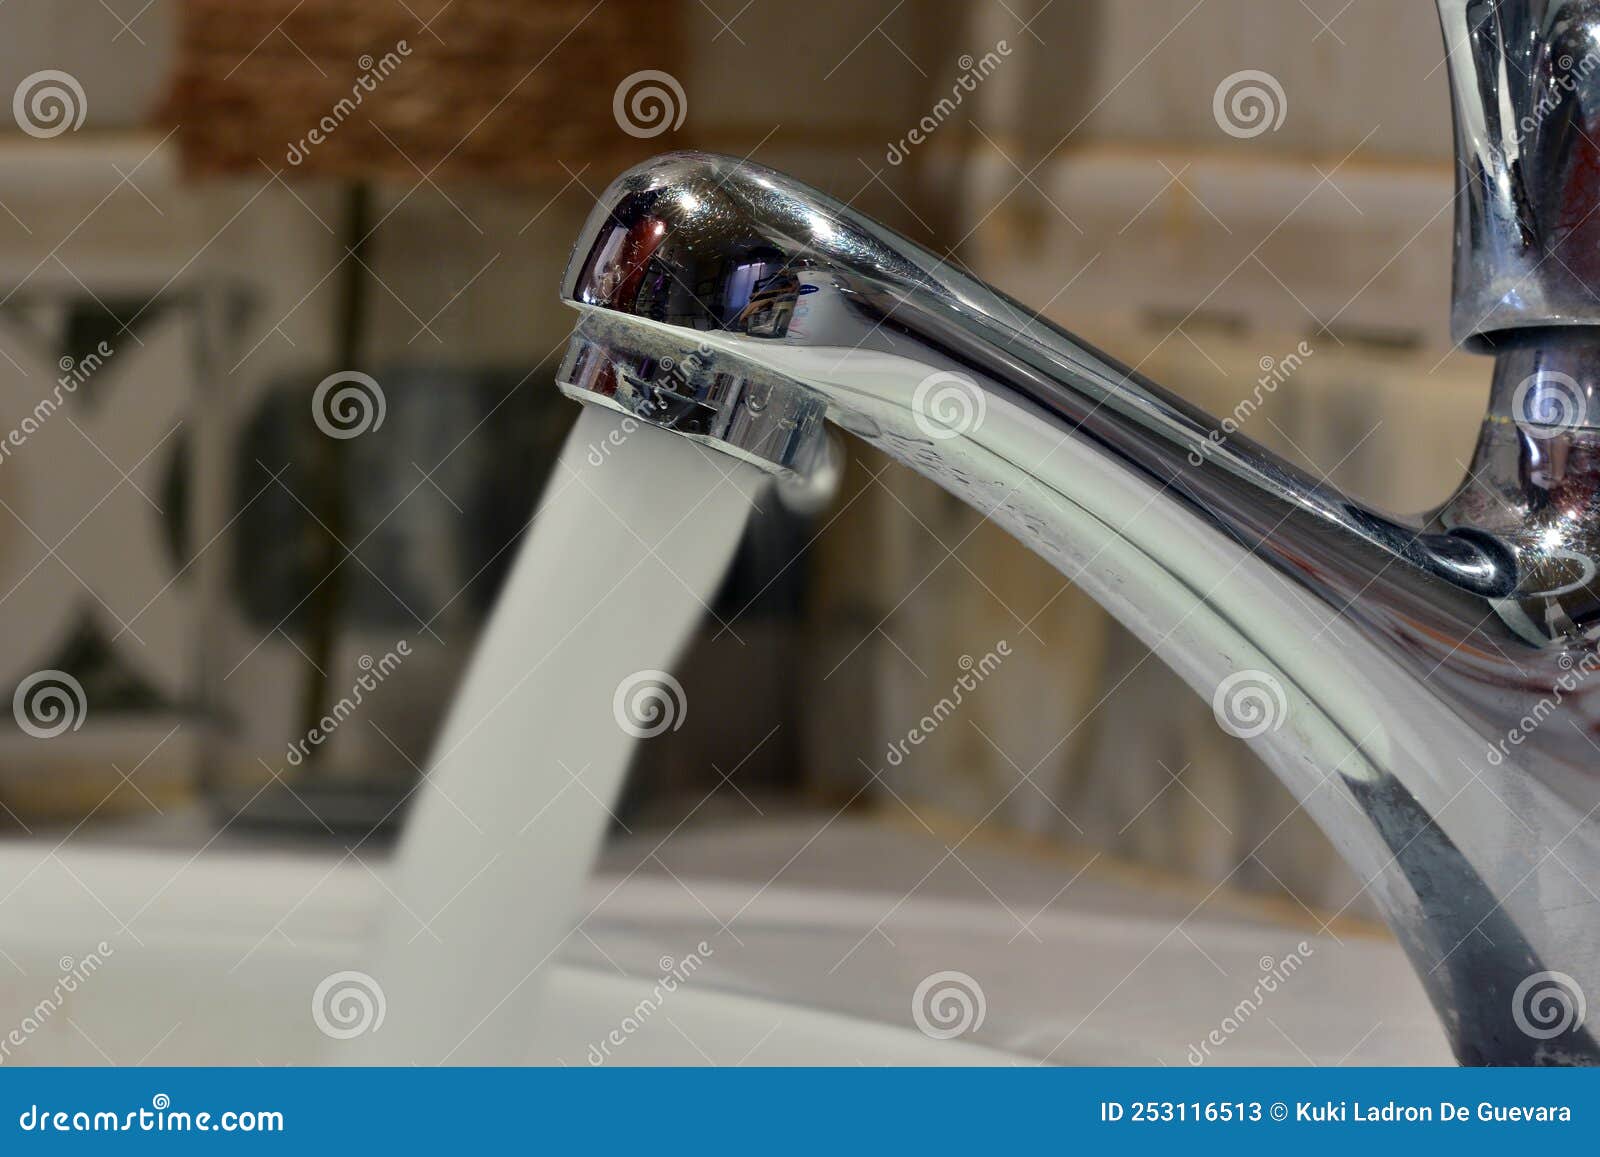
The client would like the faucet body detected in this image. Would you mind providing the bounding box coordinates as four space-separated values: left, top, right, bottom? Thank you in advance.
557 2 1600 1065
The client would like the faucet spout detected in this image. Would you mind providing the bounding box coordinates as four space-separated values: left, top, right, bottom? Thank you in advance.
557 148 1600 1065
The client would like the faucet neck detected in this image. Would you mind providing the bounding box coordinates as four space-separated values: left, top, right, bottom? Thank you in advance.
1439 0 1600 346
560 145 1600 1064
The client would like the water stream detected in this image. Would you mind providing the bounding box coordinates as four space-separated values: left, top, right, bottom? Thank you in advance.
348 405 765 1064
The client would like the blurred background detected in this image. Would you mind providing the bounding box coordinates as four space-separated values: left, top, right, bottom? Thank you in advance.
0 0 1485 1063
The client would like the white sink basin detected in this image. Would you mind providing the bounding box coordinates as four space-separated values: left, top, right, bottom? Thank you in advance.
0 840 1017 1066
0 818 1453 1066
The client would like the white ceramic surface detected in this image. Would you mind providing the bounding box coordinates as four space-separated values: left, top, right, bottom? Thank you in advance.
0 819 1453 1066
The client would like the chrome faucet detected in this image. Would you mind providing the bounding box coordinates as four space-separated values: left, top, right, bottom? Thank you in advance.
556 0 1600 1065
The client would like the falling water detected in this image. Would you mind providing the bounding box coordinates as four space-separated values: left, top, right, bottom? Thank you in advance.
347 405 765 1064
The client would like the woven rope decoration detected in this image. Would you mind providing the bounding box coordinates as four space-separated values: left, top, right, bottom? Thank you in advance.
162 0 684 184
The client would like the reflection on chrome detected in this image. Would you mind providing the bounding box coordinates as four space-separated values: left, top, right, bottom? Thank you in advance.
556 1 1600 1066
